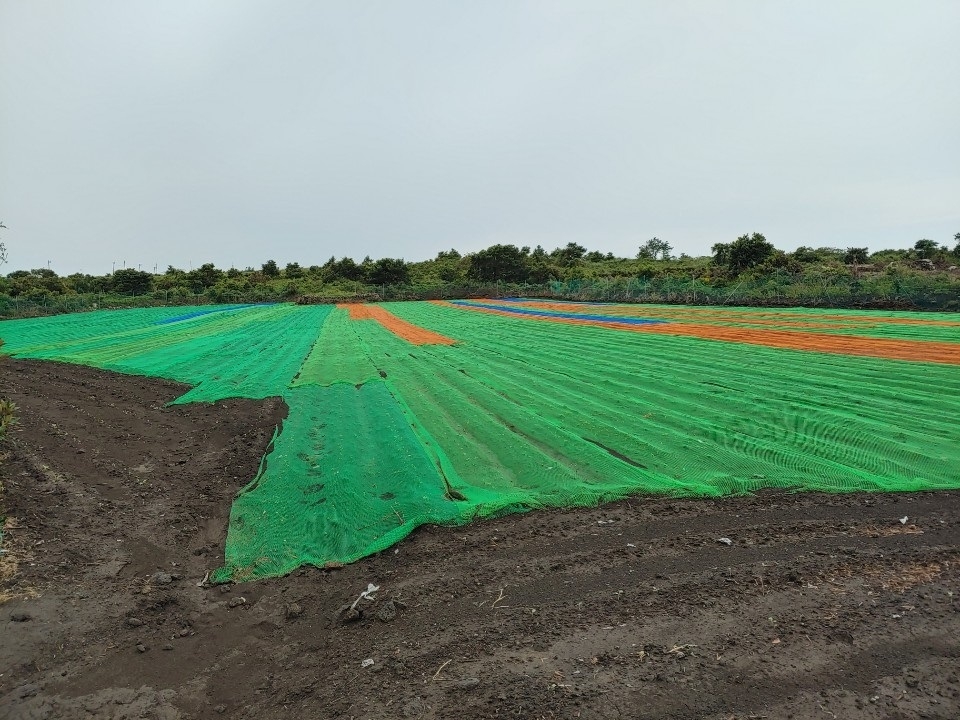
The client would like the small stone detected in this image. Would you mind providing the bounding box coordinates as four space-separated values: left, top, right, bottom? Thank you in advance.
162 644 173 651
228 596 246 608
454 677 480 690
376 600 397 623
285 602 303 620
219 585 232 594
136 643 148 653
126 617 144 627
152 572 174 585
179 628 191 637
10 612 31 622
16 684 38 699
214 704 227 714
340 607 361 622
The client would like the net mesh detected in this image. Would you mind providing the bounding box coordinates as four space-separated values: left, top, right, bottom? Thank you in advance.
0 304 332 403
2 301 959 581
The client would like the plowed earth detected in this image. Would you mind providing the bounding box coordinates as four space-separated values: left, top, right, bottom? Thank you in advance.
1 359 959 720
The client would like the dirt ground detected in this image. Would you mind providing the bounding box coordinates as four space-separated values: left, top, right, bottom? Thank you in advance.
1 358 959 720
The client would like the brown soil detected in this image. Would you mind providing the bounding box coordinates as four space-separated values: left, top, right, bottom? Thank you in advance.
1 358 959 720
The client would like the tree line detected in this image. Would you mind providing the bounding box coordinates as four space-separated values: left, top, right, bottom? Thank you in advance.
1 227 959 308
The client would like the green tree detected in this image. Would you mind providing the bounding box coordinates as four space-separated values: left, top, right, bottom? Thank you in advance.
67 272 102 293
844 247 869 264
369 258 410 285
715 233 775 272
527 260 552 283
185 263 223 292
467 244 529 282
111 268 153 294
711 242 730 267
637 237 672 261
6 269 68 297
553 242 587 267
284 262 303 278
914 239 939 259
952 232 960 258
262 259 280 277
438 263 463 282
156 267 186 290
327 257 365 282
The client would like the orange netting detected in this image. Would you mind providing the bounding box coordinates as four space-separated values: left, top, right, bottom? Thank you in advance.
341 303 456 345
440 301 960 365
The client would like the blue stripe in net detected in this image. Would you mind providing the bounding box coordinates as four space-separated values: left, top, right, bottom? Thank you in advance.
451 301 667 326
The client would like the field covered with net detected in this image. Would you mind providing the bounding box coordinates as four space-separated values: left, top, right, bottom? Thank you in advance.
2 300 958 582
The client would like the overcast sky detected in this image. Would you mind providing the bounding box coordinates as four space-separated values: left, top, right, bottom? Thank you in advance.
1 1 958 275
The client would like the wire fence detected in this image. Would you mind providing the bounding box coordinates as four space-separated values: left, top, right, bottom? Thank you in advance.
2 271 959 319
537 275 960 311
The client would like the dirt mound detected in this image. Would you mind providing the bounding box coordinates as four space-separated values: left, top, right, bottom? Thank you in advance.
2 359 959 719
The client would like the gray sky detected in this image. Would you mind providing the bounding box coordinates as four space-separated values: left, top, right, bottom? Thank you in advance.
1 1 958 275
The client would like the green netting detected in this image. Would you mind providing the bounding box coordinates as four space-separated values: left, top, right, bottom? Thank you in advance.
0 304 332 403
213 382 461 580
3 301 959 582
291 307 379 387
221 301 960 580
383 301 960 495
456 301 960 342
0 305 203 348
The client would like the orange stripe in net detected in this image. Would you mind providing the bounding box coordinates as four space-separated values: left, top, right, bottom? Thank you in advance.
643 323 960 365
339 304 456 345
491 299 960 327
494 301 877 329
441 302 960 365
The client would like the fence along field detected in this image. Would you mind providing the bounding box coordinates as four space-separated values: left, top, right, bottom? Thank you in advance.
2 300 959 581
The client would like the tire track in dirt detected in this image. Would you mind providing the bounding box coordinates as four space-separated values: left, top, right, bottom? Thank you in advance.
2 358 959 719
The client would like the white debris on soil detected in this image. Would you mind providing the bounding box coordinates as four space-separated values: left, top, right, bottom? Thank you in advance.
351 583 379 611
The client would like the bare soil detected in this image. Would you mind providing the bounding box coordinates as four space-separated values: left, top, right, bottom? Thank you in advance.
1 358 959 720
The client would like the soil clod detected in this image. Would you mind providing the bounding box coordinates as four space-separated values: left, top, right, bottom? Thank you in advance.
1 358 959 719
